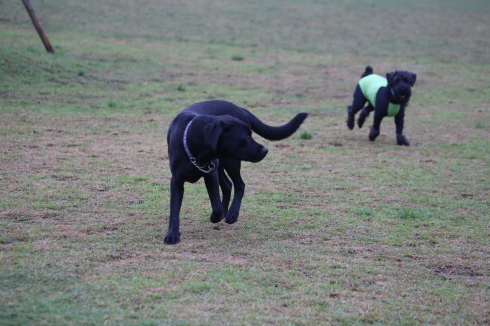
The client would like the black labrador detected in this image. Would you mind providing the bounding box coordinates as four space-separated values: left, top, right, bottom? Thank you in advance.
165 100 308 244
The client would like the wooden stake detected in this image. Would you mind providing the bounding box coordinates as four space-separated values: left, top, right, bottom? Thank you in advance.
21 0 55 53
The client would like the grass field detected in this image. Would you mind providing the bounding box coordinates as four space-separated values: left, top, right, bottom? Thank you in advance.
1 0 489 325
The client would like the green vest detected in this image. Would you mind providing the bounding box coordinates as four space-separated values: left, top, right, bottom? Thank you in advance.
359 74 400 117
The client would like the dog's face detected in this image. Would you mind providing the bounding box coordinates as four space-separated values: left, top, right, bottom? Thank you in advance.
386 70 416 104
204 118 268 163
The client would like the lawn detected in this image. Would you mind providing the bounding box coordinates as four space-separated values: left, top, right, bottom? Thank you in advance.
1 0 489 325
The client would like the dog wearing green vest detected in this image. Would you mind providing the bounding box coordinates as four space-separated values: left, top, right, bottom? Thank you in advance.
346 66 416 145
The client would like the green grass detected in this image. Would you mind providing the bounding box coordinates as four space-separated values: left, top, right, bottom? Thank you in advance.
232 54 245 61
1 0 490 325
300 131 313 140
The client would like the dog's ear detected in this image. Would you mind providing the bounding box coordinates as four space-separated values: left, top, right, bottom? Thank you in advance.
386 71 395 86
203 120 227 152
409 72 417 86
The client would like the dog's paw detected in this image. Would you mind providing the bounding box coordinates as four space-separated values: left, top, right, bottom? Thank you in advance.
369 126 380 141
357 118 365 129
164 232 181 245
225 213 239 224
210 211 224 223
396 134 410 146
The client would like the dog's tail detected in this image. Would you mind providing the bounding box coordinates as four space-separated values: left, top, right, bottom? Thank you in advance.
247 111 308 141
361 65 373 78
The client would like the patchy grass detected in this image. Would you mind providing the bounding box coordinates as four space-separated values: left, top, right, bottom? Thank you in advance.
1 0 490 325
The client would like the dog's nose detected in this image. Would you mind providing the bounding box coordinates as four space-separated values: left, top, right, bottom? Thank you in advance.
261 147 269 155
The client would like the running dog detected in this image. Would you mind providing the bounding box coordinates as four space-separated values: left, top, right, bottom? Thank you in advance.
346 66 416 145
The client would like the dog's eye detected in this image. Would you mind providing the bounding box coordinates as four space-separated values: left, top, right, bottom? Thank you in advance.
241 136 251 147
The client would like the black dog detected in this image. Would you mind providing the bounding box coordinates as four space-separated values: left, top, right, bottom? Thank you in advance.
346 66 416 145
165 100 308 244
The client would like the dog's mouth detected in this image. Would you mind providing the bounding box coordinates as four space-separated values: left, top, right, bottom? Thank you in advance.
397 91 410 102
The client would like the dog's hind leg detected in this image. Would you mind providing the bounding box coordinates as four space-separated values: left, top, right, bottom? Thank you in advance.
357 104 374 129
221 159 245 224
347 85 367 130
204 171 224 223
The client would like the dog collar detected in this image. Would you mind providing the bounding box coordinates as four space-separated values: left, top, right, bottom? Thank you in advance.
183 119 216 173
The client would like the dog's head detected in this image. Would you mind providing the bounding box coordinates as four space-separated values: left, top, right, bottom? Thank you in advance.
204 117 268 163
386 70 416 104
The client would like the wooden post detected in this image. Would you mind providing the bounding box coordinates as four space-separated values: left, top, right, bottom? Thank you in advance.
21 0 55 53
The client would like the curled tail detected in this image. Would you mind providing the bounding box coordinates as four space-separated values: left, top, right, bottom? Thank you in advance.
247 112 308 141
361 65 373 78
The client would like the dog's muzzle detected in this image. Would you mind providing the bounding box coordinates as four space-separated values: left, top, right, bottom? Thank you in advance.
249 146 268 163
396 85 411 103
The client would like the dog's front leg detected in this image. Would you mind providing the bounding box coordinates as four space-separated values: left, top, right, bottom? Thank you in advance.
218 165 232 218
204 171 224 223
164 176 184 245
394 108 409 146
223 160 245 224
